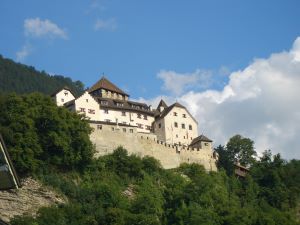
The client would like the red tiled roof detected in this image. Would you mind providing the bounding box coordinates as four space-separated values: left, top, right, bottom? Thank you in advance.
88 77 129 96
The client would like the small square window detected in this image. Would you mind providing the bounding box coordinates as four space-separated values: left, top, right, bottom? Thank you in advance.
104 109 109 114
182 124 185 129
122 111 126 116
189 125 192 130
174 122 178 128
111 127 115 131
137 114 141 118
130 129 133 133
143 115 147 120
158 123 161 128
80 108 85 112
97 125 102 130
183 114 186 118
86 99 88 102
88 109 95 114
123 128 126 132
61 98 64 102
173 112 177 116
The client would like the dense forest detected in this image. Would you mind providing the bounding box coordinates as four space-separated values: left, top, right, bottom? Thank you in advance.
0 55 84 96
0 93 299 225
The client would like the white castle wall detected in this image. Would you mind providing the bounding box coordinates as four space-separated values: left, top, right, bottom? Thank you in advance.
89 123 217 171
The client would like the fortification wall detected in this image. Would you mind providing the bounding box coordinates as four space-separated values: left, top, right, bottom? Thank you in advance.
89 123 217 171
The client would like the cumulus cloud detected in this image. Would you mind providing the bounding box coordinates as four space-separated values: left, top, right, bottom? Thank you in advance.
16 43 32 62
94 18 117 31
157 69 214 96
24 18 68 39
148 37 300 159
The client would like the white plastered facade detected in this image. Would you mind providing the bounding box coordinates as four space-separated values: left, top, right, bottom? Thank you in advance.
54 89 75 106
154 106 198 146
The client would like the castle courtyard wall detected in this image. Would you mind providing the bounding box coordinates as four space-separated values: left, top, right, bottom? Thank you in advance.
89 123 217 171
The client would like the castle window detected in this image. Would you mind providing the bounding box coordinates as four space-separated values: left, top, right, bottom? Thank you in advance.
86 99 88 102
137 114 141 118
183 114 186 118
104 109 109 114
182 124 185 129
189 125 192 130
122 111 126 116
158 123 161 128
80 108 85 112
204 143 209 146
88 109 95 114
143 115 147 120
173 112 177 116
64 92 68 96
101 100 108 105
61 98 64 102
123 128 126 132
146 125 151 130
130 129 133 133
97 125 102 130
174 122 178 128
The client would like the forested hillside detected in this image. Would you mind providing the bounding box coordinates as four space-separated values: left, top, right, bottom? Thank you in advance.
0 93 299 225
0 55 84 96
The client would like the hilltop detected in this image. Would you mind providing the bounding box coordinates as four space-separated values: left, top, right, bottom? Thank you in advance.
0 93 299 225
0 55 84 96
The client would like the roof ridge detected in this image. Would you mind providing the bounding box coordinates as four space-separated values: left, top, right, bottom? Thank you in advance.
88 76 129 96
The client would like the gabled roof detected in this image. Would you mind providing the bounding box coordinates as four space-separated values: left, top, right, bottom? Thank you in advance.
89 77 129 96
50 86 76 97
155 102 197 124
0 134 21 190
190 134 213 146
157 99 167 110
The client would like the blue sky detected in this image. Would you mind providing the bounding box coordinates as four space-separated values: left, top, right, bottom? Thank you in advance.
1 0 300 158
1 0 300 98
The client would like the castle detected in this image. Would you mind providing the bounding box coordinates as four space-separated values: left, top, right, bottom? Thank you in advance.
52 77 218 171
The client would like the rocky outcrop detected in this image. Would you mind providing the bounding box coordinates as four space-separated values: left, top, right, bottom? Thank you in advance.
0 177 66 223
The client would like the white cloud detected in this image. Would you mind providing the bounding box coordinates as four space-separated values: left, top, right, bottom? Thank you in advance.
16 43 32 62
24 18 68 39
148 37 300 159
157 69 213 96
94 18 117 31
